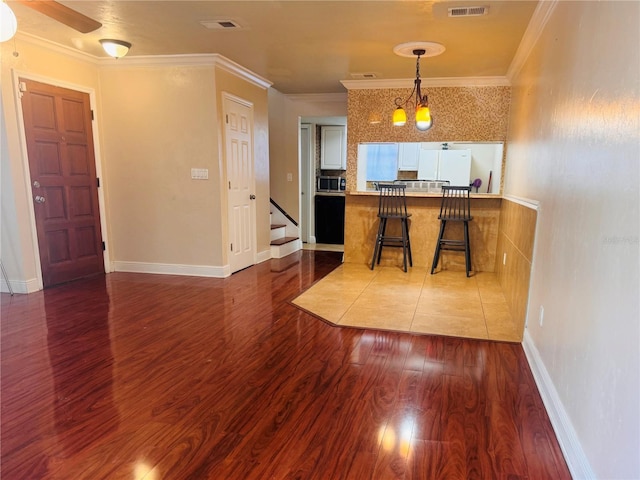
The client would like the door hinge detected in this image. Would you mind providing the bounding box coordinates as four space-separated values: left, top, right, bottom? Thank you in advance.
230 243 233 252
91 110 94 120
101 241 106 251
226 114 229 124
229 181 231 189
96 177 100 187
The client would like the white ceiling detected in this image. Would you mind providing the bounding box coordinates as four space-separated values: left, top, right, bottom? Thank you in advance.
7 1 539 94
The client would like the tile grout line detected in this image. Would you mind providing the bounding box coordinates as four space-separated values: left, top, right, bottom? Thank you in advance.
408 267 429 334
335 265 380 325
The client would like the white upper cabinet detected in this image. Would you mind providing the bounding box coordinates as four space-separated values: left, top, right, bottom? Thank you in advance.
320 126 346 170
397 142 421 171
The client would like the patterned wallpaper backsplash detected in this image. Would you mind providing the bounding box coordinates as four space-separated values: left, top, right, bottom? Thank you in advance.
346 86 511 191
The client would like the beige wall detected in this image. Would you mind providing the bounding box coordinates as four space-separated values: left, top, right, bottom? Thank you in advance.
1 38 102 291
268 90 346 222
505 2 639 478
99 64 222 266
101 64 270 268
1 37 271 287
345 86 511 191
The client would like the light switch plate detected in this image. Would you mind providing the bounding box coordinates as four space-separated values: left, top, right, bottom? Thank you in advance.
191 168 209 180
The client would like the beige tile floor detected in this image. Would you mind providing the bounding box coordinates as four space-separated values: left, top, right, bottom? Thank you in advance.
292 263 522 342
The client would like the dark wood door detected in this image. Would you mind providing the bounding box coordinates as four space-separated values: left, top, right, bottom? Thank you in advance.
20 78 104 287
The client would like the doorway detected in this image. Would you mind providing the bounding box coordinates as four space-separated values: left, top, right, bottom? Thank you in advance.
20 78 105 287
299 116 347 250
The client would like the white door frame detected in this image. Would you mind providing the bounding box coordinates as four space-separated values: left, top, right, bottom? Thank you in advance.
11 70 111 291
299 123 315 243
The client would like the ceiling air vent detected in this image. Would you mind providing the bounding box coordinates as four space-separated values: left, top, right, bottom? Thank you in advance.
350 73 378 79
200 19 243 30
448 6 489 17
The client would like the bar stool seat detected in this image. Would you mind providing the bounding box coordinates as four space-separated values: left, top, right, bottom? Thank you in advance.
371 183 412 272
431 186 473 277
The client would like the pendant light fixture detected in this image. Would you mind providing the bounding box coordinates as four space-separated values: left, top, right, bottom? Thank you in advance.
392 42 445 131
99 39 132 59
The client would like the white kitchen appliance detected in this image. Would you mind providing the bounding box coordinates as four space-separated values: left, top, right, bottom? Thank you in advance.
417 148 471 186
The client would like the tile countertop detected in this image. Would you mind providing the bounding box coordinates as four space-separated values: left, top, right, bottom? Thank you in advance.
347 190 502 199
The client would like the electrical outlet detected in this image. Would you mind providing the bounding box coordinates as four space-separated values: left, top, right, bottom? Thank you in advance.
539 306 544 327
503 252 507 265
287 173 293 182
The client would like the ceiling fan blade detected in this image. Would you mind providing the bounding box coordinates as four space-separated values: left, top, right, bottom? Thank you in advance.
16 0 102 33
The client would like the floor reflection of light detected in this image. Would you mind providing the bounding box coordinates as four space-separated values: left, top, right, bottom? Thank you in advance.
399 416 415 458
377 415 416 457
134 460 159 480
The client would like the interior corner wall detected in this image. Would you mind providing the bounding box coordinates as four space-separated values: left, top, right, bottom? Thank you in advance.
268 90 347 223
99 64 223 268
0 37 102 292
505 2 639 478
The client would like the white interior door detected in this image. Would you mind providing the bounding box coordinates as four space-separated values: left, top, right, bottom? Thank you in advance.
224 94 255 273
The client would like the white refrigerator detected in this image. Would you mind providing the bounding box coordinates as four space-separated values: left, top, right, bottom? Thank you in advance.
417 149 471 187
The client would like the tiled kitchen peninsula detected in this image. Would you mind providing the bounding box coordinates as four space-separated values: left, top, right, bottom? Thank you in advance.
344 191 502 273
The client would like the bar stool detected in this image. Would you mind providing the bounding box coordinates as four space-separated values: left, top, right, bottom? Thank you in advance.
371 183 412 272
431 186 473 277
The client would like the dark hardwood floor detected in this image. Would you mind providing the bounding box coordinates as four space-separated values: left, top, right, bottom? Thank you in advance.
1 251 570 479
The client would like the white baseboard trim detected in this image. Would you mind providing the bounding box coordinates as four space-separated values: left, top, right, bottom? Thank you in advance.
522 330 596 479
256 249 272 264
113 261 231 278
1 277 40 294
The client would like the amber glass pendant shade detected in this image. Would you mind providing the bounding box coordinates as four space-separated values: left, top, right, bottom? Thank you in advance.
393 107 407 126
415 104 432 131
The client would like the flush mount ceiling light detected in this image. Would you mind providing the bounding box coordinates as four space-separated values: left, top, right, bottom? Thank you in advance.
0 1 18 42
99 39 132 59
392 41 445 131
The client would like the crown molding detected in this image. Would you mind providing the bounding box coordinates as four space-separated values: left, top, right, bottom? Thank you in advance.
286 93 348 103
14 33 272 90
507 0 559 81
15 32 99 63
99 54 272 89
214 54 272 89
340 76 511 90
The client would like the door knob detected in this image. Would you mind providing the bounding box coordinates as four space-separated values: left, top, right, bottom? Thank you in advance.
35 195 46 204
249 194 256 200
